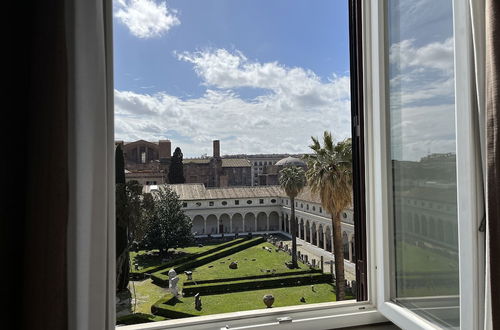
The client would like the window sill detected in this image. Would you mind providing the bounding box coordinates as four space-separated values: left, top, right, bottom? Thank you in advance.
117 301 386 330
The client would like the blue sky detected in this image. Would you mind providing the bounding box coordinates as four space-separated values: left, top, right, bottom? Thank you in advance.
113 0 352 157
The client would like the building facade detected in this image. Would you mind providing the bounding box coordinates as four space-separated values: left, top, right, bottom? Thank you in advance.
144 183 357 264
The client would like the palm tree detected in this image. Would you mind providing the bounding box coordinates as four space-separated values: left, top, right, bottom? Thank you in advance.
304 132 352 300
279 166 306 268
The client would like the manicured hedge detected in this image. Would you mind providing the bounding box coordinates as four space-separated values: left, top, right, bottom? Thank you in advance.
151 296 195 319
130 238 246 280
116 313 166 325
183 269 321 286
151 237 265 286
182 272 331 297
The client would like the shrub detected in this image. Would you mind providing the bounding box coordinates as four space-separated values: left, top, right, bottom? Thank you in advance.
182 273 331 296
116 313 166 325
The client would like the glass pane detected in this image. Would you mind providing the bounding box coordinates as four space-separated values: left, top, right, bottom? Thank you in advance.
387 0 459 328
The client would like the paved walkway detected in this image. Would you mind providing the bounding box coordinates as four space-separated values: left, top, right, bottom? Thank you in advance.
279 237 356 282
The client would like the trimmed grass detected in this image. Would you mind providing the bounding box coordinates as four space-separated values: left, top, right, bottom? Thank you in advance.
188 242 310 282
395 241 459 297
153 283 339 317
396 241 458 274
151 237 265 285
129 279 169 314
130 239 244 271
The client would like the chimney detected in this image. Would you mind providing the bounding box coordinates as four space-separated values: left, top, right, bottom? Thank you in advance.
213 140 220 158
159 140 171 163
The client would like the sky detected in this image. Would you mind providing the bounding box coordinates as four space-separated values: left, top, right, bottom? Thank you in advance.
113 0 351 157
387 0 456 161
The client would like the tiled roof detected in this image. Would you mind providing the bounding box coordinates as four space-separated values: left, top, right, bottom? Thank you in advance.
145 183 324 204
183 158 251 167
221 158 251 167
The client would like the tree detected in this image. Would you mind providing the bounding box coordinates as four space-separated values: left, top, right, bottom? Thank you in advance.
115 144 129 292
303 132 352 301
279 166 306 268
142 186 193 255
168 147 186 184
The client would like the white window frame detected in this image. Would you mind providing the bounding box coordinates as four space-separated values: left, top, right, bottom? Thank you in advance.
368 0 484 329
115 1 484 329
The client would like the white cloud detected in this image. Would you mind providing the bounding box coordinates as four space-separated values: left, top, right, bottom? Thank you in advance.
388 37 456 161
115 49 351 157
114 0 180 39
389 38 454 73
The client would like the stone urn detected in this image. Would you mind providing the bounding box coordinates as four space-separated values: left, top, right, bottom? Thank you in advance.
263 294 275 308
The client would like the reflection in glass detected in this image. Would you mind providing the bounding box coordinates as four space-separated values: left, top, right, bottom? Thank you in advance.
387 0 459 328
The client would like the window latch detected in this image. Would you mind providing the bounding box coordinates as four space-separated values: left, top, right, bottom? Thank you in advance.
277 316 293 324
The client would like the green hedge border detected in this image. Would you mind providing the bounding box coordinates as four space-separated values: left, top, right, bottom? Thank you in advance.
116 313 166 325
130 238 246 280
183 269 321 286
182 273 332 296
151 237 265 286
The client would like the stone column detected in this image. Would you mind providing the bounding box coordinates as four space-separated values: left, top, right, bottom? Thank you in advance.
298 221 302 239
204 219 207 234
230 217 233 233
266 216 270 231
309 225 313 244
254 218 258 232
323 231 327 250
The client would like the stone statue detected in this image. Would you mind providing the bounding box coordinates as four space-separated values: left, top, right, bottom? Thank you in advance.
168 269 180 297
195 293 202 310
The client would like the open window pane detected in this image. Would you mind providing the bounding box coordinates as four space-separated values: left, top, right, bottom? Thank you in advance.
386 0 459 328
113 0 361 326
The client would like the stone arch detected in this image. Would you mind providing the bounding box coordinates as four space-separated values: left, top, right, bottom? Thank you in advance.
325 226 332 252
192 215 204 235
206 215 218 234
305 220 311 242
244 213 256 232
421 215 428 236
318 224 324 248
219 214 231 233
300 218 305 240
343 231 349 260
257 212 267 231
436 219 444 241
269 211 279 230
232 213 243 233
349 234 355 262
429 217 436 240
413 213 419 234
311 222 317 246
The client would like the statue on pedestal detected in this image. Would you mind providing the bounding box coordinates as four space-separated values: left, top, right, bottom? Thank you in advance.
168 269 180 297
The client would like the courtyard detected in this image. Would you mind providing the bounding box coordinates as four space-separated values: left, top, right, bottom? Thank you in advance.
117 235 351 325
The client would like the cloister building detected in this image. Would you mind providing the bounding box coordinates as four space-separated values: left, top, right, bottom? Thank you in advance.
144 183 357 264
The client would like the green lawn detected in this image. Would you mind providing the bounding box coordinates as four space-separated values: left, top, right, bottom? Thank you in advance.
396 241 458 274
130 240 237 270
129 279 169 314
395 241 459 297
155 283 339 317
187 242 309 283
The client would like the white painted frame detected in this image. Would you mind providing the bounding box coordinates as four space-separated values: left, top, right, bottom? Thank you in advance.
368 0 484 329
